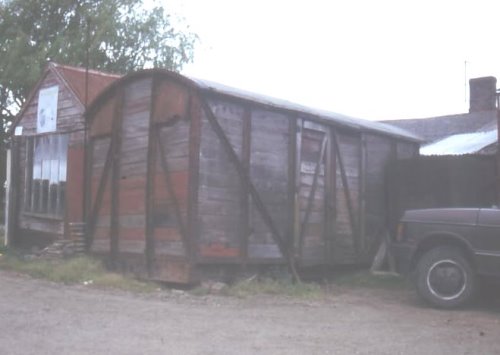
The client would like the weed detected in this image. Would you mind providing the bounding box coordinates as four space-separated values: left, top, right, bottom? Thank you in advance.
223 277 324 299
332 270 409 289
0 254 156 293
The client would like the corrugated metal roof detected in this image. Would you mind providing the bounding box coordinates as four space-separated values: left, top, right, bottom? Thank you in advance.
420 129 497 156
190 77 422 142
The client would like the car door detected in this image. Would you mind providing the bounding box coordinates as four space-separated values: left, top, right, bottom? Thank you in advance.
474 208 500 275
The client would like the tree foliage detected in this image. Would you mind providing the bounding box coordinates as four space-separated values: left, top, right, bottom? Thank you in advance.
0 0 197 130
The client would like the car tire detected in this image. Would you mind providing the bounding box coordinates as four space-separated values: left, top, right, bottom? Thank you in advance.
415 246 476 308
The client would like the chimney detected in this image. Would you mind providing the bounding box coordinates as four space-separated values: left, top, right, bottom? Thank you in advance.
469 76 497 112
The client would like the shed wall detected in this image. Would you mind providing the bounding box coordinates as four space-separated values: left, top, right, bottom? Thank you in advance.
195 94 419 266
84 71 420 282
12 70 85 245
387 155 497 231
87 77 194 280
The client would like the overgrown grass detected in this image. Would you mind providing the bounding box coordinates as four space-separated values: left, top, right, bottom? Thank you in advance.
0 253 156 293
191 269 410 299
332 270 410 290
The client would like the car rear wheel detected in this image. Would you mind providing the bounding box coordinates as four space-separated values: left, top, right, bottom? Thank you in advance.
415 246 476 308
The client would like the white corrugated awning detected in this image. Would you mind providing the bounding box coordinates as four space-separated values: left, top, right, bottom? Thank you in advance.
420 130 497 156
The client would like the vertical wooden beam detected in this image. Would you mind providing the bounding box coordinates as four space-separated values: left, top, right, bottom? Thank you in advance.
330 129 338 262
359 133 367 256
156 129 189 252
240 106 252 262
298 133 327 256
46 138 53 215
293 119 303 259
24 138 33 211
332 130 360 256
324 128 335 264
287 117 298 257
187 92 201 263
4 147 11 246
6 138 20 247
38 154 44 213
386 140 398 239
109 89 125 267
85 136 112 249
145 78 159 276
84 134 94 248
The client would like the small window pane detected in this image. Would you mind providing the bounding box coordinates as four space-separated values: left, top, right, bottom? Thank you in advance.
26 133 69 217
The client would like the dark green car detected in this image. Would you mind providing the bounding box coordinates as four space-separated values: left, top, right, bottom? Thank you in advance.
392 208 500 308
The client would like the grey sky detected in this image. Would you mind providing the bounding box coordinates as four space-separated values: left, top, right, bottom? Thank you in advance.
162 0 500 120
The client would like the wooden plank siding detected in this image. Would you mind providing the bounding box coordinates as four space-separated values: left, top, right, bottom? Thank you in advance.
248 109 290 260
197 99 245 259
297 123 328 264
8 63 119 249
13 70 84 244
363 133 395 260
83 69 420 283
87 76 194 280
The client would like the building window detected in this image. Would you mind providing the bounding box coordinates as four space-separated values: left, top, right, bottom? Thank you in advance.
24 134 68 217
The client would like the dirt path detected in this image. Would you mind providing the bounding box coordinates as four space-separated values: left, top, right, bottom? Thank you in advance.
0 270 499 355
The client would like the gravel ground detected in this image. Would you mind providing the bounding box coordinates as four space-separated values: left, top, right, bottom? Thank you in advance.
0 270 499 355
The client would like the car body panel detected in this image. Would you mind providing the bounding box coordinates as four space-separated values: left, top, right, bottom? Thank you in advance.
392 208 500 277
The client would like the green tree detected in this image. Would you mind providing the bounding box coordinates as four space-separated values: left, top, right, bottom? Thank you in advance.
0 0 197 131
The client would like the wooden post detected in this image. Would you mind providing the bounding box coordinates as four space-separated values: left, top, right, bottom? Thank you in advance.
156 129 189 251
298 134 327 256
332 130 360 256
293 119 303 259
359 133 367 255
287 118 298 258
7 138 20 247
4 147 12 246
109 89 125 267
187 93 201 263
145 78 159 276
324 128 336 264
85 137 113 249
240 106 252 262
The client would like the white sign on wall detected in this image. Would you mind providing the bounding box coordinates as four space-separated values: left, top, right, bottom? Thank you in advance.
37 86 59 133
